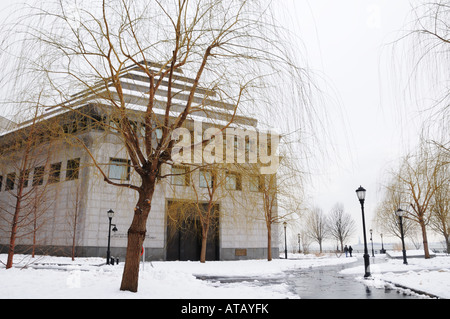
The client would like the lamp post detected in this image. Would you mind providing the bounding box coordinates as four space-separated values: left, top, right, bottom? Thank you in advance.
380 233 385 254
297 233 301 254
355 186 371 278
370 229 375 257
396 208 408 265
283 221 287 259
106 209 114 265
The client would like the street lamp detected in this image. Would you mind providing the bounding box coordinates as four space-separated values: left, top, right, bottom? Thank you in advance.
370 229 375 257
107 209 115 265
355 186 371 278
297 233 301 254
380 233 386 254
396 208 408 265
283 221 287 259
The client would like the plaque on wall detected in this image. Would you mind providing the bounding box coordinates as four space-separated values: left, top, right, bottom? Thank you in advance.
235 248 247 256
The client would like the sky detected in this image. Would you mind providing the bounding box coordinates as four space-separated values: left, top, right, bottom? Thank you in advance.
0 1 432 246
279 0 427 244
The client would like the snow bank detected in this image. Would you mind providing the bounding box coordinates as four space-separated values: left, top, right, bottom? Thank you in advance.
341 254 450 299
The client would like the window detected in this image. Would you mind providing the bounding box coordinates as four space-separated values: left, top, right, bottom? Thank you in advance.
49 162 62 184
23 169 31 188
109 158 130 181
155 127 163 141
109 119 120 133
171 166 190 186
225 172 241 191
6 173 16 191
199 169 214 188
33 166 45 186
92 115 106 131
66 158 80 181
139 123 146 137
249 175 263 192
62 122 78 134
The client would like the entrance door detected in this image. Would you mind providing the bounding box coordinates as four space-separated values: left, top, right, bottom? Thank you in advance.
166 201 219 261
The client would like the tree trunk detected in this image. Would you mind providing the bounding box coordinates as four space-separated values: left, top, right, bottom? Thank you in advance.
446 235 450 254
32 217 37 258
419 216 430 259
267 222 272 261
200 227 209 263
120 180 155 292
200 205 212 263
6 219 18 269
6 191 23 269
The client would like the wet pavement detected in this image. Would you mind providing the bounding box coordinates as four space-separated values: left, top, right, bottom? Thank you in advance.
197 257 421 299
285 258 417 299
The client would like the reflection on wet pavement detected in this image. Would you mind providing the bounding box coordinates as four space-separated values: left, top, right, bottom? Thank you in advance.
196 258 420 299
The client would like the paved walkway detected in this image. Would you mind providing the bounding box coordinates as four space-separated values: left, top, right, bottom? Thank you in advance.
286 257 418 299
196 257 425 299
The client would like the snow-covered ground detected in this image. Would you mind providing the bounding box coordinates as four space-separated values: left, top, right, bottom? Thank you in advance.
1 252 449 299
341 252 450 299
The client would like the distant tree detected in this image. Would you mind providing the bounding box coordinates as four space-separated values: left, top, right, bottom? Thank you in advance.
327 203 355 252
305 207 328 253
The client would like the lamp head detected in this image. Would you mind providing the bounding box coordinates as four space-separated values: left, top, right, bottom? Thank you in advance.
107 209 114 219
355 185 366 201
396 208 404 217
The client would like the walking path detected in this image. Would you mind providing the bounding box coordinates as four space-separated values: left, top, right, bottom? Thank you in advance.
285 258 419 299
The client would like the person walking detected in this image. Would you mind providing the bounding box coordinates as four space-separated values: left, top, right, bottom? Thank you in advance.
344 245 348 257
348 245 353 257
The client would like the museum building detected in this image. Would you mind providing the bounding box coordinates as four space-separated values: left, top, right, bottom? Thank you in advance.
0 62 279 261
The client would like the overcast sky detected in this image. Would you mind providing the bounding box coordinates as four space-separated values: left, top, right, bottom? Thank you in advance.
0 1 430 245
281 0 427 243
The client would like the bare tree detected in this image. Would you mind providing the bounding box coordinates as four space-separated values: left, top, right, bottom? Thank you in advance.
0 0 312 292
327 203 355 252
65 181 83 261
305 207 328 253
393 1 449 155
238 151 304 261
167 164 239 263
429 152 450 253
0 101 55 268
375 176 418 242
394 141 446 258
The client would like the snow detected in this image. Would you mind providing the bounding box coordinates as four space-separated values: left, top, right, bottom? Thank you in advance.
1 252 449 299
341 252 450 299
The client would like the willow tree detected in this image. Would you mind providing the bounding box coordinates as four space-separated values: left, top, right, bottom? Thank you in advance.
1 0 311 292
394 142 447 258
0 100 57 268
394 1 449 154
375 176 418 241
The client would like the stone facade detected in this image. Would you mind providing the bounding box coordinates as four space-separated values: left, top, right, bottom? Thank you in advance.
0 127 279 260
0 63 279 261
